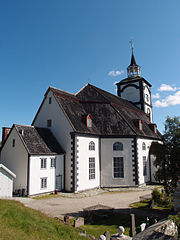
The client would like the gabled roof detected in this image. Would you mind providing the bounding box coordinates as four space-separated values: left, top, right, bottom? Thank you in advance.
43 84 161 139
14 125 64 155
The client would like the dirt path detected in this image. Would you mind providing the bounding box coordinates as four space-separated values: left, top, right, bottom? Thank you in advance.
13 189 152 218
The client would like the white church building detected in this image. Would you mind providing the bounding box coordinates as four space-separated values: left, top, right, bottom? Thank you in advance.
0 50 162 195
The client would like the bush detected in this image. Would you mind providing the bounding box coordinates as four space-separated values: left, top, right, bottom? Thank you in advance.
152 188 163 203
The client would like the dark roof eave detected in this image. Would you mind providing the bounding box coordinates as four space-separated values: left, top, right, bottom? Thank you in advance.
70 131 162 140
29 152 65 156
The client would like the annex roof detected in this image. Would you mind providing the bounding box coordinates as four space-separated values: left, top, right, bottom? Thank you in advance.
14 125 64 155
46 84 161 139
0 164 16 178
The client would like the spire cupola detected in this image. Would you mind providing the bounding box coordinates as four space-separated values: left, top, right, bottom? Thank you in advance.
127 41 141 78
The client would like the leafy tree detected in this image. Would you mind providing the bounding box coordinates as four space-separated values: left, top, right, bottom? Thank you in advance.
151 116 180 194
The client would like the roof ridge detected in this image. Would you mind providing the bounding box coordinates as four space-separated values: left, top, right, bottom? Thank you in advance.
75 83 89 95
50 86 76 97
14 124 34 128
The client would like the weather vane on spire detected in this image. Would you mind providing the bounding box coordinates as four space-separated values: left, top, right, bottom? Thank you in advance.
129 39 134 52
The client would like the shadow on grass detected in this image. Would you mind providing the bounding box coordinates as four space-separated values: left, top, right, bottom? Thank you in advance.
64 205 173 238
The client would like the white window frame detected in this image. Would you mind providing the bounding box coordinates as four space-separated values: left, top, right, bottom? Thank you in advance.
113 157 124 178
50 158 56 168
89 157 95 180
41 158 47 169
89 141 95 151
41 177 47 189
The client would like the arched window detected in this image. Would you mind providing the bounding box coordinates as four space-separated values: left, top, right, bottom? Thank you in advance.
145 94 149 102
113 142 123 151
89 141 95 151
142 142 146 151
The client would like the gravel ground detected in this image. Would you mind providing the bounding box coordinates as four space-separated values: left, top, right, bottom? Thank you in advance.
10 188 153 218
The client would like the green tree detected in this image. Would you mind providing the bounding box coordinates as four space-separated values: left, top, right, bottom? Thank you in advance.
151 116 180 194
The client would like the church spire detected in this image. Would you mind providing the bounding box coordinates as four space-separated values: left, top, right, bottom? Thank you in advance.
127 40 141 78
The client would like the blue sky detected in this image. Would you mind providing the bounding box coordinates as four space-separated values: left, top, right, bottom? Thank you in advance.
0 0 180 139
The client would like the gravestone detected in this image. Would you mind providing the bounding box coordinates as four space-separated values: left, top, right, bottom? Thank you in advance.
64 215 70 225
130 214 136 237
111 226 132 239
99 235 106 240
104 231 110 240
140 223 146 232
74 217 84 228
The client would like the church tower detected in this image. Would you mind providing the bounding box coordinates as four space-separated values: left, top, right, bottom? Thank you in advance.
116 43 153 122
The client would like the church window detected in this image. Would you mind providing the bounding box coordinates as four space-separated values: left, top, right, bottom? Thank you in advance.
89 157 95 180
143 156 147 176
142 142 146 151
89 141 95 151
147 108 151 120
113 157 124 178
145 94 149 102
113 142 123 151
49 97 52 104
47 119 52 127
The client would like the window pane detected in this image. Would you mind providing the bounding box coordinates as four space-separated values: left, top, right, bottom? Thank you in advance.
113 157 124 178
89 157 95 180
143 156 147 176
113 142 123 151
89 141 95 150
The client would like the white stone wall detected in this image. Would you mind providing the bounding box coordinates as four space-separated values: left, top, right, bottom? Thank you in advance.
0 127 28 191
137 138 153 185
0 169 14 197
101 138 135 187
29 155 64 195
76 136 100 191
33 90 73 191
120 82 140 103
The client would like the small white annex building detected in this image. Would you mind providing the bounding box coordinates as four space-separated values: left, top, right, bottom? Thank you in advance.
0 164 16 197
0 49 162 195
0 125 64 196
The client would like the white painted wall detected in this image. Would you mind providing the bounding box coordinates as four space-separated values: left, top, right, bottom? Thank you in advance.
143 82 153 122
29 155 64 195
0 127 28 191
33 90 73 191
0 168 14 197
76 136 100 191
101 138 135 187
121 82 140 103
137 138 154 185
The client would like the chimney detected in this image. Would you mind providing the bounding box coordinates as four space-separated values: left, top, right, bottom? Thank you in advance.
2 127 11 144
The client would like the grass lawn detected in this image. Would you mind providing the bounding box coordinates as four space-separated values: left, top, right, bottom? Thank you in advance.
79 213 146 238
0 199 88 240
130 199 173 216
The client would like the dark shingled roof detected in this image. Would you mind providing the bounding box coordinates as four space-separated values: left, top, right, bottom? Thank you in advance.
50 84 161 139
15 125 64 155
